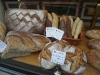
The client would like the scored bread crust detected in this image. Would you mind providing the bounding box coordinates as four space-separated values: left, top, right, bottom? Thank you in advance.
1 31 51 59
38 40 87 74
5 9 48 34
87 49 100 70
86 30 100 39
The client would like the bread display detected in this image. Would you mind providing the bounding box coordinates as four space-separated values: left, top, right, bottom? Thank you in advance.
87 49 100 70
38 40 87 74
5 9 48 34
0 21 7 41
87 39 100 50
85 30 100 39
1 31 51 59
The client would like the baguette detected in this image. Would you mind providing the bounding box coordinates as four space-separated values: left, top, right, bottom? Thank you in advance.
74 20 83 39
72 17 80 36
66 18 72 38
52 12 58 28
68 15 73 29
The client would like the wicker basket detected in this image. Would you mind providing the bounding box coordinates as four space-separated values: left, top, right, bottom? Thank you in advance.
63 31 83 46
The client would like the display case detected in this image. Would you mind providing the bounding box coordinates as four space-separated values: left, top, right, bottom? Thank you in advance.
0 0 100 75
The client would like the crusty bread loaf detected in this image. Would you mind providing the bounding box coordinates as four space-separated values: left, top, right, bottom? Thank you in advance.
87 49 100 70
38 40 87 74
0 21 7 41
87 39 100 50
66 17 72 38
1 31 51 59
72 17 80 36
5 9 48 34
59 17 67 38
86 30 100 39
51 12 58 28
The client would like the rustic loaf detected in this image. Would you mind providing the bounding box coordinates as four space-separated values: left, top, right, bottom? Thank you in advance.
86 49 100 70
85 30 100 39
1 31 51 59
87 39 100 50
0 21 7 40
5 9 48 34
38 40 87 74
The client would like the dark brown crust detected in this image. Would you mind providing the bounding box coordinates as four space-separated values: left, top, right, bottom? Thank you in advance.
66 18 72 38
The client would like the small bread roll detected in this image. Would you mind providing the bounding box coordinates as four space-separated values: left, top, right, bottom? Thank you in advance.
74 20 83 39
62 15 67 24
72 17 80 36
52 12 58 28
47 13 52 23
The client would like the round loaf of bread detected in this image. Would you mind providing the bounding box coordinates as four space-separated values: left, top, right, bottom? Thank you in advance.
38 40 87 74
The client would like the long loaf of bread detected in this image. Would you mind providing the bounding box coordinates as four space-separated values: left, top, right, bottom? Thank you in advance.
5 9 48 34
1 31 51 59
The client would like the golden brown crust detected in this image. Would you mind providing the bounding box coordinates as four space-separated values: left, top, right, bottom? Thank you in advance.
52 12 58 28
87 49 100 70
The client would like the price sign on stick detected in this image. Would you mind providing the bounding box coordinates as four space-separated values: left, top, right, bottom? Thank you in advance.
0 40 7 52
51 50 66 65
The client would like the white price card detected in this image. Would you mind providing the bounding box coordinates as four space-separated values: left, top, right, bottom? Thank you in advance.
46 27 55 37
0 40 7 53
53 28 64 40
51 50 66 65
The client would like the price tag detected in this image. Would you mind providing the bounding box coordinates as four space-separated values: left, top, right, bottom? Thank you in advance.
51 50 66 65
46 27 64 40
53 28 64 40
0 40 7 52
46 27 55 37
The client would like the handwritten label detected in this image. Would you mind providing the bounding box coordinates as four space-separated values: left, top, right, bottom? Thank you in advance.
51 50 66 65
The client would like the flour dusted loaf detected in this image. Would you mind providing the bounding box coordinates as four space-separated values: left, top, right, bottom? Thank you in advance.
87 49 100 70
0 21 7 40
38 40 87 74
5 9 48 34
86 30 100 39
87 39 100 50
1 31 51 59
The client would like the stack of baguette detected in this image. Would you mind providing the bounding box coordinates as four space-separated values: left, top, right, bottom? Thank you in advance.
1 31 51 59
38 40 87 74
45 12 83 39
